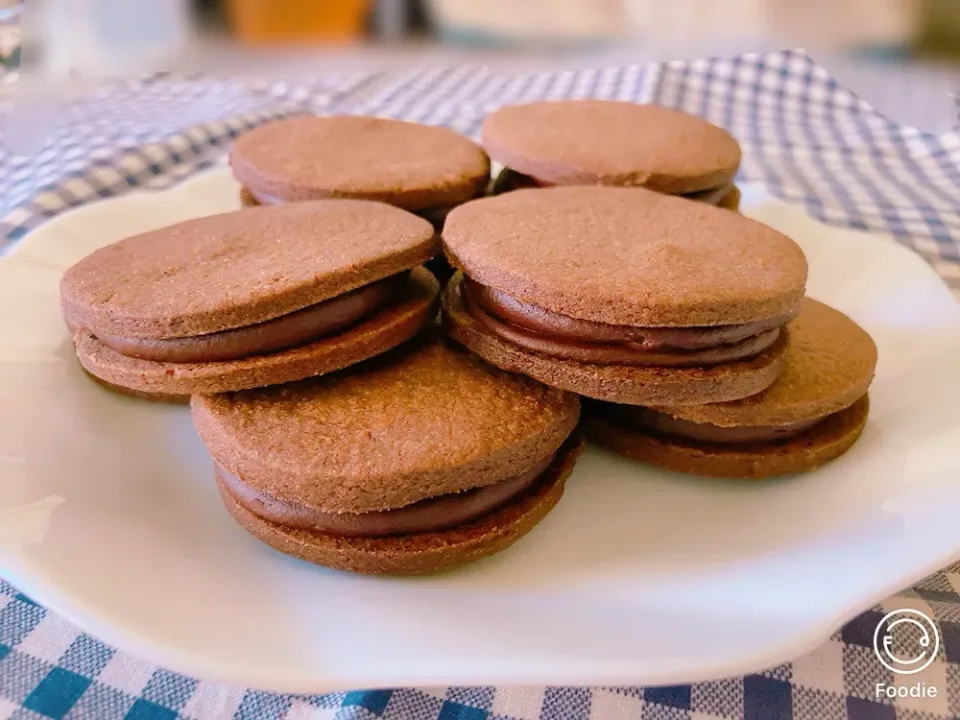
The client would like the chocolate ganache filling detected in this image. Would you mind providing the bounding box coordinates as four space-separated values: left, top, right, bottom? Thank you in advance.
599 403 823 444
94 272 409 364
460 277 793 367
216 450 557 538
493 169 737 207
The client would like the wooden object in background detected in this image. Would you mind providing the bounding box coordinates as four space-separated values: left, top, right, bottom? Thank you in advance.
224 0 373 44
918 0 960 57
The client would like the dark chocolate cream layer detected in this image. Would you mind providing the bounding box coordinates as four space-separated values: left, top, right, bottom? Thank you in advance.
466 279 793 349
599 403 825 444
216 451 556 538
492 168 737 207
95 272 408 364
461 279 791 367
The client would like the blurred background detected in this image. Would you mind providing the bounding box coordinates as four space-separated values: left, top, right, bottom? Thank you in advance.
2 0 958 70
0 0 957 131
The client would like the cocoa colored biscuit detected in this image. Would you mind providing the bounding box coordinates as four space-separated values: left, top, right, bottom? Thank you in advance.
74 267 439 396
585 395 869 479
230 116 491 211
648 299 877 427
192 333 580 513
482 101 741 195
442 187 807 327
443 275 785 405
60 200 437 340
215 437 582 575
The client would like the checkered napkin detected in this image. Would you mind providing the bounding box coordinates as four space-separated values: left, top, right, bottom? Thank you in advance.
1 50 960 720
0 69 379 249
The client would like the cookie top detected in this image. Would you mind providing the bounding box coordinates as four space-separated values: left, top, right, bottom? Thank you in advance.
443 187 808 326
61 201 436 340
230 115 491 210
652 299 877 426
482 101 741 194
192 336 580 513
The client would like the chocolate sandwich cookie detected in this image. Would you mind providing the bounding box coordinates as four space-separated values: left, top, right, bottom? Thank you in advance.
192 336 582 575
61 201 439 398
232 116 490 223
442 186 808 405
585 299 877 478
484 100 742 210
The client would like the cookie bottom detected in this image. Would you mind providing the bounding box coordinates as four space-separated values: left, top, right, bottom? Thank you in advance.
585 395 869 479
74 267 439 396
216 437 583 576
83 369 189 405
442 274 785 405
491 171 741 211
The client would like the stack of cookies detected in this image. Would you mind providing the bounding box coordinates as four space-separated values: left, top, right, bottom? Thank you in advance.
59 101 877 576
485 100 743 210
441 186 876 480
61 201 440 401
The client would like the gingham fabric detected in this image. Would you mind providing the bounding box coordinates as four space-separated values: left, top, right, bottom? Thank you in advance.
0 69 379 243
1 49 960 720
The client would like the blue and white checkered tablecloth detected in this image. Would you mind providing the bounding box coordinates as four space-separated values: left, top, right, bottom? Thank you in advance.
1 49 959 720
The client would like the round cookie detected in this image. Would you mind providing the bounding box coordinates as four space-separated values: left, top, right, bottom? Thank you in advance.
482 101 741 195
230 115 491 211
441 187 806 404
584 299 877 478
192 336 582 575
61 201 440 396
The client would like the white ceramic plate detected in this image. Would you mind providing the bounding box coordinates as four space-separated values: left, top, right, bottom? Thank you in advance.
2 168 960 693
